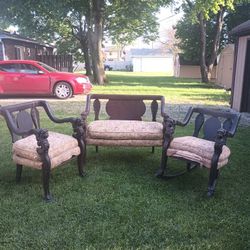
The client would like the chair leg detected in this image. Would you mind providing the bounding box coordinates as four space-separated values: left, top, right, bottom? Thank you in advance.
42 161 52 202
16 164 23 183
77 139 87 177
151 146 155 153
95 146 99 153
207 168 219 197
155 148 168 177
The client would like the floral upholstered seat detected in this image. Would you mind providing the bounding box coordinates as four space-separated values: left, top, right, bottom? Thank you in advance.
13 132 80 169
86 120 163 146
167 136 231 168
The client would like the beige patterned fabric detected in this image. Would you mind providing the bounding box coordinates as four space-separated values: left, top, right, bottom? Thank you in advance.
12 131 81 169
13 132 79 161
13 146 80 169
167 136 231 168
87 138 163 147
87 120 163 140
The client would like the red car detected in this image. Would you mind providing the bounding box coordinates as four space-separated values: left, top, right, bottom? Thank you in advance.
0 60 92 99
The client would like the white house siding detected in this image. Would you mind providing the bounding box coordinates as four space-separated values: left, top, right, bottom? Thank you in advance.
132 57 173 74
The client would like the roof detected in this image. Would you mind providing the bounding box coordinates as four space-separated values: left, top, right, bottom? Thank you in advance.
0 30 54 48
130 48 172 58
230 20 250 37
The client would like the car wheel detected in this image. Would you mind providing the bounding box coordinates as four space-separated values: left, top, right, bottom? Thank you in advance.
54 82 73 99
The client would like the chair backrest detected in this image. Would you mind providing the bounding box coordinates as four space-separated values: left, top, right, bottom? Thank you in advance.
190 108 241 142
0 101 45 142
84 94 166 121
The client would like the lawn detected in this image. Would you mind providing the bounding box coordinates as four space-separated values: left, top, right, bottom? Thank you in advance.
0 72 249 249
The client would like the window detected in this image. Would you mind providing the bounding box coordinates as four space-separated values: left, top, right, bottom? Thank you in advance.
19 63 40 74
14 46 24 59
0 63 18 72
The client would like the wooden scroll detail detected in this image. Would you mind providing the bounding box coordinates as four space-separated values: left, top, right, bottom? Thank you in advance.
31 107 40 129
151 100 158 121
193 113 204 137
203 116 221 141
93 98 101 120
106 99 146 120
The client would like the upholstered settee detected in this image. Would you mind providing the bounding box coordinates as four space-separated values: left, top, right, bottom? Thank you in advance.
81 94 169 164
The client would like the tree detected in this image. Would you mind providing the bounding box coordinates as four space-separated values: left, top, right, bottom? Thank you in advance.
175 0 244 83
0 0 171 84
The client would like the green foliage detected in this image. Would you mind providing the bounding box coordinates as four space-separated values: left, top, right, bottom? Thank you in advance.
175 1 250 64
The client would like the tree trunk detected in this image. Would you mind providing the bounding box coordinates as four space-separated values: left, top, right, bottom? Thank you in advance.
80 38 92 76
198 12 209 83
207 7 225 81
88 0 107 85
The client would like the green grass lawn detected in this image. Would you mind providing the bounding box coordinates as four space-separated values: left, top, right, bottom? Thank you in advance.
0 72 249 249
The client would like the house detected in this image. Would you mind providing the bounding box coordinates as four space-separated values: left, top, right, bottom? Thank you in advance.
130 48 174 74
216 44 234 90
174 54 217 79
0 30 53 61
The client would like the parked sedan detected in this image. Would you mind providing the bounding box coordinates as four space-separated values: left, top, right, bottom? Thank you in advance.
0 60 92 99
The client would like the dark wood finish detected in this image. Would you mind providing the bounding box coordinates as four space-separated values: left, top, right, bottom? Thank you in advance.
0 100 85 201
106 99 146 120
155 107 241 197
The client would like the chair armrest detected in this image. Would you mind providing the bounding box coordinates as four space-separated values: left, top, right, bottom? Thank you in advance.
173 107 193 127
42 101 78 124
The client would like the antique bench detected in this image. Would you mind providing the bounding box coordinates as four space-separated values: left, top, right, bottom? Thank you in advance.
81 94 169 165
0 101 86 201
155 107 241 196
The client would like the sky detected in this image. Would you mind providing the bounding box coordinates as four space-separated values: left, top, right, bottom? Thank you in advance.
131 7 183 49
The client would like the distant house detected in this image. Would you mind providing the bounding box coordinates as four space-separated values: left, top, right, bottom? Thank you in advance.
230 20 250 112
0 30 53 61
130 48 174 74
174 54 217 79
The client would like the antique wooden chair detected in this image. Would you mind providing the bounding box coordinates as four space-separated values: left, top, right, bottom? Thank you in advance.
81 94 169 164
155 107 241 196
0 101 86 201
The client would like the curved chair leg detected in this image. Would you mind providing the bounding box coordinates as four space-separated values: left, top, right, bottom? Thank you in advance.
42 159 52 202
16 164 23 183
42 164 53 202
77 138 87 177
155 148 168 177
207 155 220 197
207 168 219 197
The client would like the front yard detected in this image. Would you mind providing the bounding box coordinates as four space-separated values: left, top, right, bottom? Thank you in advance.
0 72 249 249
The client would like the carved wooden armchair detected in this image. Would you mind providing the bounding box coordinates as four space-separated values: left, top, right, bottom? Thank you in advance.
81 94 169 163
155 107 241 196
0 101 86 201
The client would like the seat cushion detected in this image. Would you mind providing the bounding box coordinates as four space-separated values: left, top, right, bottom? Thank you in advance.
87 120 163 140
167 136 231 168
12 131 80 169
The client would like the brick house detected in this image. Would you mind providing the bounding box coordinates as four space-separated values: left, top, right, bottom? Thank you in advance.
0 30 54 61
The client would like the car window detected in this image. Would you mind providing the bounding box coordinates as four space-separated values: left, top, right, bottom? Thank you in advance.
0 66 6 72
19 64 40 74
0 63 18 72
37 62 57 72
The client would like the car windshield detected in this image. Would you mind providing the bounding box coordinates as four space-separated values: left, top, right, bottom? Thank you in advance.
37 62 58 72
